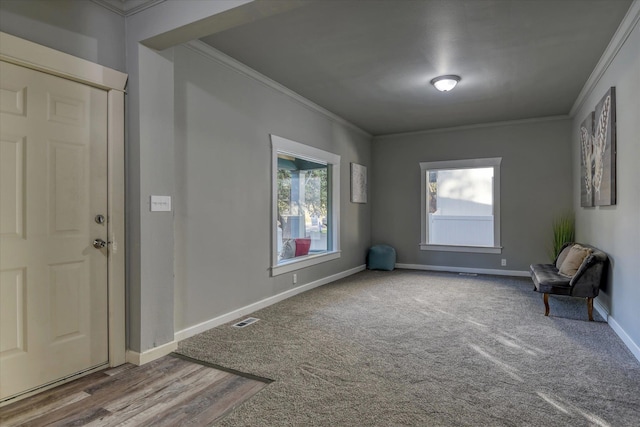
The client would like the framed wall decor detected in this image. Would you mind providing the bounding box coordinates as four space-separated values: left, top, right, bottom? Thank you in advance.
350 163 367 203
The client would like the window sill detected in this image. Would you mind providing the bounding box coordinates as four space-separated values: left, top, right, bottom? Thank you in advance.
419 244 502 254
271 251 341 276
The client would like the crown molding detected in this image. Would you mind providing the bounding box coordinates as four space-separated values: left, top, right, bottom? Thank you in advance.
183 40 372 139
91 0 166 17
570 0 640 117
374 115 570 140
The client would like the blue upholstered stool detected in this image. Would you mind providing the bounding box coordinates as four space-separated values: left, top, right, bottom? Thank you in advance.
367 245 396 271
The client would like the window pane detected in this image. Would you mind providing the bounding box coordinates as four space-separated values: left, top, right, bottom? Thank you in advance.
277 154 329 263
427 167 494 246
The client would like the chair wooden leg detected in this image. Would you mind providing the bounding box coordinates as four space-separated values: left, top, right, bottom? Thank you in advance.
587 297 594 321
543 293 549 316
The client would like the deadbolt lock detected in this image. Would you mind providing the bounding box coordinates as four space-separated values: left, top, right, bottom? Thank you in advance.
93 239 107 249
95 214 105 224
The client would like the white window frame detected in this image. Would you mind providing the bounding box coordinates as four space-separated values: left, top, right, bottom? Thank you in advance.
271 135 341 276
419 158 502 254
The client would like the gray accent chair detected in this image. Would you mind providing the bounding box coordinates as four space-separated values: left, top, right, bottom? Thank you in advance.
530 242 608 321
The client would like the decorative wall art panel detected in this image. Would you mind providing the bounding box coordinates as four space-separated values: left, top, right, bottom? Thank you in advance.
592 87 616 206
579 87 616 208
580 112 594 207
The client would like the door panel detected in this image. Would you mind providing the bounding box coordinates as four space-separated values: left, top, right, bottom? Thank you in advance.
0 61 108 401
0 268 26 356
0 135 25 238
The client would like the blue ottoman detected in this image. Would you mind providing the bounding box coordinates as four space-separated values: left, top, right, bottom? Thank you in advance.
367 245 396 271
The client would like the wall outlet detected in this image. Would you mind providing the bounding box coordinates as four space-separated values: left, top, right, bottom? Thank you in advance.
293 273 297 284
501 259 507 267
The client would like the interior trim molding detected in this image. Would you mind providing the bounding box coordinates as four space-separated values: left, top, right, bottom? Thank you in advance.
174 264 366 342
125 340 178 366
91 0 166 17
375 115 570 140
0 32 127 91
593 298 609 321
569 0 640 117
182 40 372 139
396 263 530 277
608 315 640 363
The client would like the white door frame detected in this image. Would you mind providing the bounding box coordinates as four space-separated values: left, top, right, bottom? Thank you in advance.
0 32 127 367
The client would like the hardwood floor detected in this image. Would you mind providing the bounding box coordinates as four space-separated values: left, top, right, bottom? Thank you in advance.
0 354 270 426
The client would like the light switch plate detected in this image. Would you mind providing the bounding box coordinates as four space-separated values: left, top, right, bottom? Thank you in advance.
150 195 172 212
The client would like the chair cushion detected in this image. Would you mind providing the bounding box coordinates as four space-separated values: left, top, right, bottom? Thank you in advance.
530 263 571 295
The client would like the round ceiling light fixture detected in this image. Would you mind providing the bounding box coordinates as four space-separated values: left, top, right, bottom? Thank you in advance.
430 75 461 92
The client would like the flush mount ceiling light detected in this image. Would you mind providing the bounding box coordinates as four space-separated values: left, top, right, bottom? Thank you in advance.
430 75 461 92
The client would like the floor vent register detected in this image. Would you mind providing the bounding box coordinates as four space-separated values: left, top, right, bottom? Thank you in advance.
232 317 260 328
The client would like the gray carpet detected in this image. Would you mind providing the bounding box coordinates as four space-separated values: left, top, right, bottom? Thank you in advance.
177 270 640 426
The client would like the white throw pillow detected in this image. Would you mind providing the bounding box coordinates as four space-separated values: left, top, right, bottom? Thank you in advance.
559 244 592 277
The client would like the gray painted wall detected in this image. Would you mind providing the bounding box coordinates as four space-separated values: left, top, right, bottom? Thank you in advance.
371 118 573 272
0 0 125 72
572 19 640 347
124 1 252 352
129 45 177 351
173 45 371 331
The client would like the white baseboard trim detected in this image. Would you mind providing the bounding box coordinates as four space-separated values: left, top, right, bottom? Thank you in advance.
593 298 609 321
607 315 640 364
592 299 640 363
174 264 366 342
126 340 178 366
396 263 530 277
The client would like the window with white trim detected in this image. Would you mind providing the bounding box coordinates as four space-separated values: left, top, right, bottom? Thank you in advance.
271 135 340 276
420 158 502 253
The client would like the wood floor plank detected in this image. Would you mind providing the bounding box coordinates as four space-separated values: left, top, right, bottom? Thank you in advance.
164 377 267 426
100 362 205 412
2 361 154 422
0 371 106 419
135 374 249 427
113 369 240 427
102 363 136 376
83 356 185 397
13 360 181 427
45 407 112 427
86 365 225 426
31 357 201 426
1 392 91 427
0 355 268 427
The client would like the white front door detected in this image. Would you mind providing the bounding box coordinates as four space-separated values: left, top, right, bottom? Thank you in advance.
0 60 109 401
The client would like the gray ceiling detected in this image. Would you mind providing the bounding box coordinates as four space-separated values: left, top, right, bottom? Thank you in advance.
201 0 632 136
